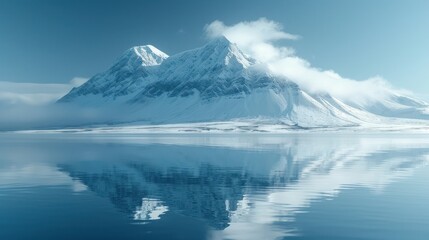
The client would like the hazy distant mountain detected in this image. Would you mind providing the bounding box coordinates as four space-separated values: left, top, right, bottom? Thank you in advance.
58 36 429 127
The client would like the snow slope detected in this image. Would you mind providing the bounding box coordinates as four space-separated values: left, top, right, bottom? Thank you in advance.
58 36 429 128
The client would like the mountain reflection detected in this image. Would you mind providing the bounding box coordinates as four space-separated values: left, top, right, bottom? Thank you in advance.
49 134 429 239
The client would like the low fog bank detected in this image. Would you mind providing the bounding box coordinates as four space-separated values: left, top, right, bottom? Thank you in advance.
0 103 143 131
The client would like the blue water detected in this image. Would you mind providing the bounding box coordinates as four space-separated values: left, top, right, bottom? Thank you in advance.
0 133 428 240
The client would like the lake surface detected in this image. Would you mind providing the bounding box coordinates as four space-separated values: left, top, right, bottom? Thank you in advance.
1 133 429 240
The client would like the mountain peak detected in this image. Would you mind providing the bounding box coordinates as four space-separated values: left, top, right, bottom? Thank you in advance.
122 45 169 67
206 35 232 47
135 45 169 60
201 36 254 68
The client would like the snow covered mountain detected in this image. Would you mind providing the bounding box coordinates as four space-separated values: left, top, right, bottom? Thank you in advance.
58 36 429 127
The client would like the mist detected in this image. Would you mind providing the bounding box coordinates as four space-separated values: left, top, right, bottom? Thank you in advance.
0 78 139 131
0 102 151 131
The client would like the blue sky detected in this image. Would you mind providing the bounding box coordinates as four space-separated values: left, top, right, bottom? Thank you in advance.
0 0 428 97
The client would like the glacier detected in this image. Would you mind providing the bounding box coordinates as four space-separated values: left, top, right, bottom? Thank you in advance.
57 36 429 131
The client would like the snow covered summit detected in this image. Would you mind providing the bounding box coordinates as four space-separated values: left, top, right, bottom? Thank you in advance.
130 45 169 66
59 44 168 102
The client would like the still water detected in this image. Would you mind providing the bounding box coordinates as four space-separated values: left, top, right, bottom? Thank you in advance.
0 133 428 240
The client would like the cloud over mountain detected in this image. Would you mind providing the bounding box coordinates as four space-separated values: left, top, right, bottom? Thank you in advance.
204 18 405 105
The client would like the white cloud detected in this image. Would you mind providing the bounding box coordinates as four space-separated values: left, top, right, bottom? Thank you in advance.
205 18 298 62
205 18 299 43
0 77 88 105
204 18 402 105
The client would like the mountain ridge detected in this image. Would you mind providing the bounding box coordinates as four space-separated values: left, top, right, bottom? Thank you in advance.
58 37 429 127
